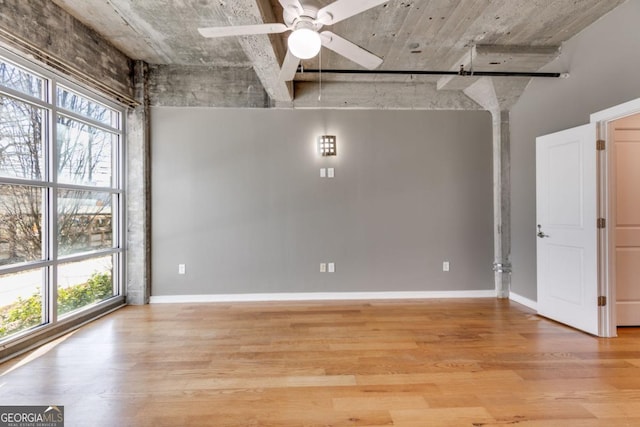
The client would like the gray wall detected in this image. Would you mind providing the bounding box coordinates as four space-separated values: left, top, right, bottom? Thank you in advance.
151 108 493 296
510 0 640 300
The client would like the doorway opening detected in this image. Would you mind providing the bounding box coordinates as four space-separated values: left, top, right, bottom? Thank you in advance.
592 98 640 336
608 113 640 328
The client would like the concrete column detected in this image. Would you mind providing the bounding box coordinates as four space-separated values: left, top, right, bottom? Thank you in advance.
125 60 151 304
493 111 511 298
463 78 512 298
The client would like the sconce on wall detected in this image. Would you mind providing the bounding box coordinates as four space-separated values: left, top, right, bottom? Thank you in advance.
318 135 337 156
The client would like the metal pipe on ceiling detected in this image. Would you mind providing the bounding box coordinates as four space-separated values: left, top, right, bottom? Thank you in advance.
300 68 565 78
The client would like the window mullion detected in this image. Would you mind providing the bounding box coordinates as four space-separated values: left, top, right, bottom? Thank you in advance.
56 110 121 135
48 78 58 325
116 126 125 296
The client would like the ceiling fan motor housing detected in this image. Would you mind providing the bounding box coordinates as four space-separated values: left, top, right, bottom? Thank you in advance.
292 17 323 33
284 3 328 29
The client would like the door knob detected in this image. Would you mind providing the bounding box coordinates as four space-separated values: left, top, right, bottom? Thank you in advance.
537 224 550 238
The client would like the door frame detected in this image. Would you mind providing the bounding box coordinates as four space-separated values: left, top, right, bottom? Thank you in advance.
591 98 640 337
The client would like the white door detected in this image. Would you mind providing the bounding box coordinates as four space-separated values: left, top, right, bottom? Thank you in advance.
536 123 599 335
611 114 640 326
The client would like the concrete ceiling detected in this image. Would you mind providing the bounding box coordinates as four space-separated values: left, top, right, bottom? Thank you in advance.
51 0 625 106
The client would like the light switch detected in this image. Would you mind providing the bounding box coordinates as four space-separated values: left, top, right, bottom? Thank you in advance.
328 262 335 273
327 168 335 178
443 261 450 272
320 168 326 178
178 264 186 275
320 263 327 273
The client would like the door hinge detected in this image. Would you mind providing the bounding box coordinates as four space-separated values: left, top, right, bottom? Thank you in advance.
598 296 607 307
597 218 606 229
596 139 605 150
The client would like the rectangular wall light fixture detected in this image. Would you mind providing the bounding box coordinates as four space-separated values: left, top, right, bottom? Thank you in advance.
318 135 337 156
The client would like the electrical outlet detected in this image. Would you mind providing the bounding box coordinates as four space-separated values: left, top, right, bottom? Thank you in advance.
320 263 327 273
178 264 186 275
442 261 450 272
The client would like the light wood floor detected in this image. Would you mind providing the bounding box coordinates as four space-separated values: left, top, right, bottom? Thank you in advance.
1 299 640 426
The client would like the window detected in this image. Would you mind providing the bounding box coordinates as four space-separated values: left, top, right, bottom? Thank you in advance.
0 52 124 342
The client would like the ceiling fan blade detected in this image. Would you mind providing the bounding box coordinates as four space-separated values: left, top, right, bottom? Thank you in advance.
320 31 383 69
278 0 304 15
279 49 301 81
317 0 389 25
198 23 289 38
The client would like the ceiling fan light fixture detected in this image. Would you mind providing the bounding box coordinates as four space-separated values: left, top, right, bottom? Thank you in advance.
288 28 321 59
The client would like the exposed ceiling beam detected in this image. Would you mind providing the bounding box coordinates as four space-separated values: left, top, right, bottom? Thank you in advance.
279 82 481 110
439 45 562 111
220 0 293 103
438 45 561 92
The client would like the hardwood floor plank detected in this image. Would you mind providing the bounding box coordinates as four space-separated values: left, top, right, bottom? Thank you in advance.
390 407 494 426
183 375 357 390
628 359 640 368
582 402 640 418
484 402 596 422
332 395 429 411
356 370 523 387
475 419 640 427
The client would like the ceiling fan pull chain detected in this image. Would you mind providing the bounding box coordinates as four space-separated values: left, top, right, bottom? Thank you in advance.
318 48 322 102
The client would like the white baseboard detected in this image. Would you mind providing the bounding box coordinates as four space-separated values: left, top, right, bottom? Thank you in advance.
150 290 496 304
509 292 538 311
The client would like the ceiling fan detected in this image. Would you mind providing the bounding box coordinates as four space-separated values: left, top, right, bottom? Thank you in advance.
198 0 389 81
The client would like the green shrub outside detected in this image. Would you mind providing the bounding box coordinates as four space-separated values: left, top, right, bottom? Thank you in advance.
0 272 112 338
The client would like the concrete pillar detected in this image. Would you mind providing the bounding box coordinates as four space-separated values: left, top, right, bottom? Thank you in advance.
463 78 512 298
493 111 511 298
125 60 151 304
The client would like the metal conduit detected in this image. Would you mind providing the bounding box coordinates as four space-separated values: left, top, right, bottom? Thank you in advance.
300 68 565 78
